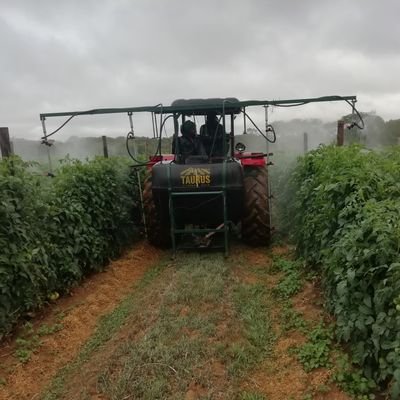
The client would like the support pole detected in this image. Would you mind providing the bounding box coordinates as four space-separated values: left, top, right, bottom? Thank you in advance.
337 120 345 146
243 107 247 134
264 106 270 155
303 132 308 153
0 127 12 158
264 106 272 238
102 135 108 158
41 118 53 173
127 112 147 237
230 113 235 157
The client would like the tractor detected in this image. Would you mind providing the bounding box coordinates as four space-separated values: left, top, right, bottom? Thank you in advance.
142 97 272 256
39 95 362 256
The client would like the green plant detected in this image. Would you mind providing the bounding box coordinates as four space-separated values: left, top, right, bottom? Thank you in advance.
273 258 303 298
280 302 307 333
42 262 167 400
15 335 40 363
37 323 64 337
334 354 376 399
295 323 333 372
15 348 33 364
288 145 400 396
239 392 266 400
0 156 140 338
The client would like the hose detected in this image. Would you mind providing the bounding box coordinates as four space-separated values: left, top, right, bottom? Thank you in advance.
126 108 174 168
272 96 364 130
242 110 277 143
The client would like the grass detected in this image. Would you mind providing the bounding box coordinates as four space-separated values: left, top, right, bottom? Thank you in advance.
44 247 376 399
40 250 276 400
98 253 233 399
225 283 274 377
41 260 168 400
271 254 377 399
271 255 334 372
239 392 267 400
2 246 380 399
99 255 234 400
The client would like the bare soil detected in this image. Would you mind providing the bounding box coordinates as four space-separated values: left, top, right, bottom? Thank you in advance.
0 242 162 400
238 245 350 400
0 242 351 400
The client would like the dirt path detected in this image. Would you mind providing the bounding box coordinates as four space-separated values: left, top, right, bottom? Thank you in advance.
0 242 162 400
0 243 353 400
234 245 350 400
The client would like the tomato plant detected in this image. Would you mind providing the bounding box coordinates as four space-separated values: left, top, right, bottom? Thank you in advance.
290 145 400 398
0 156 139 338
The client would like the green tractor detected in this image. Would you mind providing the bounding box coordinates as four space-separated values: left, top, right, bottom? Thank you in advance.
40 95 361 256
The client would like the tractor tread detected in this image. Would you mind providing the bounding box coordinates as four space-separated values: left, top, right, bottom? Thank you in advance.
143 174 171 248
242 166 271 246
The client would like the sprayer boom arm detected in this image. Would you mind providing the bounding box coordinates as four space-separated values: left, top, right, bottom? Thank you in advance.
40 95 357 119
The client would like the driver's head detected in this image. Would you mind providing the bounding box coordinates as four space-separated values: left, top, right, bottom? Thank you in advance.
206 111 218 126
180 120 196 138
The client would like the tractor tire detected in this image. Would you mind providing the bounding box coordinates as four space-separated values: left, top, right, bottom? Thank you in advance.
143 174 171 248
241 166 271 246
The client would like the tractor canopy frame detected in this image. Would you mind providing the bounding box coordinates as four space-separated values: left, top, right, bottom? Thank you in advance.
39 95 359 164
39 95 360 257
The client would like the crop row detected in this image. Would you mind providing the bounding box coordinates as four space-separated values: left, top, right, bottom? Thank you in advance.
289 145 400 398
0 157 139 338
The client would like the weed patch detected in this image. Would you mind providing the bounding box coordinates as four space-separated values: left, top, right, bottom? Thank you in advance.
13 321 64 363
225 283 274 377
280 301 308 333
272 258 303 298
294 323 333 371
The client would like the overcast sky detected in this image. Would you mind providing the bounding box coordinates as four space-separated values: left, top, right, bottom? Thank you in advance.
1 0 399 140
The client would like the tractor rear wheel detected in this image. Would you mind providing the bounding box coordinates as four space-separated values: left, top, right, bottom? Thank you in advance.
143 174 171 247
241 166 271 246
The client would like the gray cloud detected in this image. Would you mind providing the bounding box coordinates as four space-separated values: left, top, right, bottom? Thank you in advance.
0 0 399 141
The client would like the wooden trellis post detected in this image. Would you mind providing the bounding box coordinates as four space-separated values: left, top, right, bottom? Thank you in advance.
303 132 308 153
0 127 12 158
337 120 345 146
102 136 109 158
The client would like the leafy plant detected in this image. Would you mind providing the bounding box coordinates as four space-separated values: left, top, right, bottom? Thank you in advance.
0 156 140 338
334 354 376 399
280 301 307 333
288 145 400 397
273 258 303 298
15 334 40 363
294 323 333 372
37 323 64 337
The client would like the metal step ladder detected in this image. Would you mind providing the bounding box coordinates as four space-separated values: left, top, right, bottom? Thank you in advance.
167 163 229 258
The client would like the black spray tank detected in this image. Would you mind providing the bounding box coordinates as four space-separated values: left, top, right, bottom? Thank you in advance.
151 160 244 226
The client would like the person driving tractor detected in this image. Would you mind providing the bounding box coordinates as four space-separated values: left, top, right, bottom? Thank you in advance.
200 111 227 157
172 120 206 163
